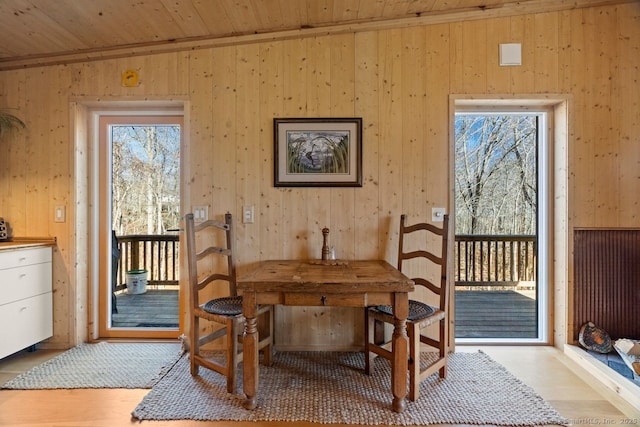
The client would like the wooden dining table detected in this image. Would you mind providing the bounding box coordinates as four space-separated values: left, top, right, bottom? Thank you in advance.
236 259 415 413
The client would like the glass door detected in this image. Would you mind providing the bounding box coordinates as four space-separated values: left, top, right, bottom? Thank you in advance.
453 110 548 343
98 114 183 339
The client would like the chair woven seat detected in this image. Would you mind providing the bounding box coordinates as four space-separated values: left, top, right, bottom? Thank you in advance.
376 300 436 321
202 296 243 316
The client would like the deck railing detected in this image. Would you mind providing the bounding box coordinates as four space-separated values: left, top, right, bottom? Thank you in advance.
113 233 536 290
454 234 536 287
115 234 180 289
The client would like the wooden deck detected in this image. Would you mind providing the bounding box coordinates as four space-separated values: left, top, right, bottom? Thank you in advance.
110 288 537 338
455 290 537 339
112 289 179 328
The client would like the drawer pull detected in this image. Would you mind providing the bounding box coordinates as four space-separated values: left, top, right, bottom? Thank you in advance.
20 306 28 312
321 296 327 305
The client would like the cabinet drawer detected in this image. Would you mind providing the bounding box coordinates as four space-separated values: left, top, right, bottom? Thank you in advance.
0 263 52 306
0 247 52 271
0 292 53 359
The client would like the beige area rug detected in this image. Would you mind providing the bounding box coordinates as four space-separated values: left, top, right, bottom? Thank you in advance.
2 342 183 389
132 351 568 426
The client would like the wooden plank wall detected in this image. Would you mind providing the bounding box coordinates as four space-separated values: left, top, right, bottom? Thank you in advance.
573 229 640 340
0 3 639 350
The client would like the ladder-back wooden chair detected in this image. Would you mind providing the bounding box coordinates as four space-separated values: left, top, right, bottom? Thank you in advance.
185 212 273 393
365 214 449 401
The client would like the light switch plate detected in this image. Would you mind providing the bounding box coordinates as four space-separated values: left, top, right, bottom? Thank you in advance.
55 205 66 223
243 205 254 224
193 206 208 223
432 207 446 222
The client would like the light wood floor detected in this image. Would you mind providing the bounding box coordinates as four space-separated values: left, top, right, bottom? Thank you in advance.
1 346 638 427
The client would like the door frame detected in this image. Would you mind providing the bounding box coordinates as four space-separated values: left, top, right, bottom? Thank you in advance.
74 99 188 341
449 95 570 346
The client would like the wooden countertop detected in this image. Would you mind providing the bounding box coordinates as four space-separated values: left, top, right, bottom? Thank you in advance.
0 237 56 251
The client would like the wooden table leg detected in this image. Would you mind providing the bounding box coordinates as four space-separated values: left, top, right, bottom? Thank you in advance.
391 292 408 413
242 292 259 410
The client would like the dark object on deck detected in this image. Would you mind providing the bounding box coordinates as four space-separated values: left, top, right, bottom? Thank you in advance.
112 231 121 314
579 322 612 354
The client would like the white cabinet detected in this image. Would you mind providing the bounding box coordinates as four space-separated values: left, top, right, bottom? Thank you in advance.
0 246 53 359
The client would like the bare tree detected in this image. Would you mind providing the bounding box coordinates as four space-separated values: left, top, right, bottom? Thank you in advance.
111 125 180 236
455 114 537 235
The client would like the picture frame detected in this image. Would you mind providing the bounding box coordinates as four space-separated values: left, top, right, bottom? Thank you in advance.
274 117 363 187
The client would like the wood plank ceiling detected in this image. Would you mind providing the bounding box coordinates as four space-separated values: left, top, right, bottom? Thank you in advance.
0 0 632 70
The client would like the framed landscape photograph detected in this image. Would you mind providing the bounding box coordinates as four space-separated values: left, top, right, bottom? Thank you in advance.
274 117 362 187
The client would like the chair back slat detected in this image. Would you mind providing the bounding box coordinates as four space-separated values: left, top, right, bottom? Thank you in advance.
194 219 229 232
397 213 449 311
197 246 232 260
197 273 233 292
185 212 237 309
